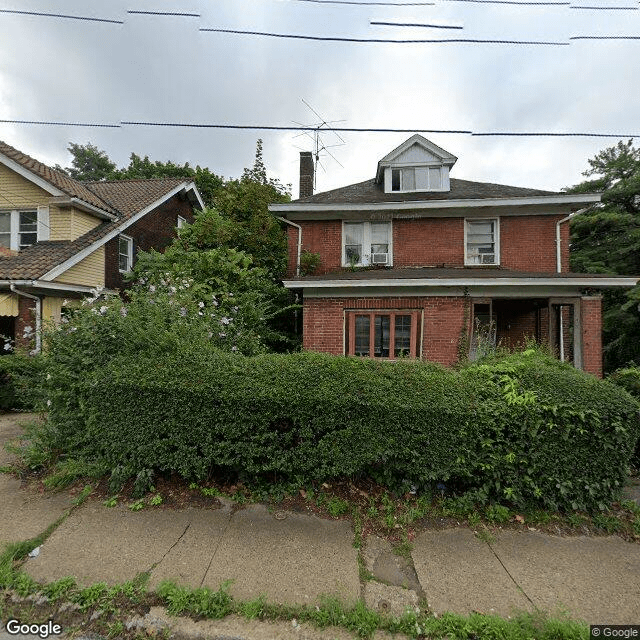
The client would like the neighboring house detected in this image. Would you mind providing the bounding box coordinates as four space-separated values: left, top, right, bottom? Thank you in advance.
0 140 204 351
270 135 639 377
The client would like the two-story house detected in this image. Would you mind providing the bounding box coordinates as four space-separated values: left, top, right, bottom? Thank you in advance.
0 140 204 351
270 135 638 377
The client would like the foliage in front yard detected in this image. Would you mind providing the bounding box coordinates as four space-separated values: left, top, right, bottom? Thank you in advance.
36 346 640 513
608 366 640 467
0 352 47 411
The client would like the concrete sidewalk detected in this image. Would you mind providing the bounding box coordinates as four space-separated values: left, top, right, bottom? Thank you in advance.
2 411 640 629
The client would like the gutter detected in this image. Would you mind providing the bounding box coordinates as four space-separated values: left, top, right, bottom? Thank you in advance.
10 285 41 353
276 216 302 277
556 207 592 273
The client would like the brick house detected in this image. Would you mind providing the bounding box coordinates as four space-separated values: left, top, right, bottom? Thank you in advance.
0 140 204 351
270 135 638 377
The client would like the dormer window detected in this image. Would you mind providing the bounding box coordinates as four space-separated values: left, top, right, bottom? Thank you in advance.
390 166 443 192
378 135 456 194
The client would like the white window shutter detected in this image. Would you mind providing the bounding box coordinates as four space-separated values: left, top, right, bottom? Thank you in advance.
37 206 50 241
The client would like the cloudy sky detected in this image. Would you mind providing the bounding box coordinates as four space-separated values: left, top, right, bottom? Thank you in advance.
0 0 638 198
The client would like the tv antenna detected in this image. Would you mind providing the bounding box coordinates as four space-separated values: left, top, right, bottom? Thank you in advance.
292 98 346 190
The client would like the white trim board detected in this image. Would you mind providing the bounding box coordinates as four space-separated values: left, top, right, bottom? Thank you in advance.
270 193 601 215
0 152 65 197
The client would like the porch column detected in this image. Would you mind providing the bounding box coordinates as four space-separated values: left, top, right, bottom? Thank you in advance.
581 295 603 378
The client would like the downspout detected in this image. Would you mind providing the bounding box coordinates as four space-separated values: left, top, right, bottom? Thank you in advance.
10 284 42 353
555 206 590 362
276 216 302 277
276 216 303 335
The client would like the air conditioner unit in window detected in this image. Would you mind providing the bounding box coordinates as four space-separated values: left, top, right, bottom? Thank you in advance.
372 253 389 265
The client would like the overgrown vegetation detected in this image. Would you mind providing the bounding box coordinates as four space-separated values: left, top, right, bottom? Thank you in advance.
26 345 640 514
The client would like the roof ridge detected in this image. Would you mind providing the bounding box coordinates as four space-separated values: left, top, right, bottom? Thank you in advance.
83 177 190 185
0 139 118 215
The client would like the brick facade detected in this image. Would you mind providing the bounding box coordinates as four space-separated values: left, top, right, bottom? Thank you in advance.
105 194 194 290
303 296 466 367
581 296 603 378
288 214 570 277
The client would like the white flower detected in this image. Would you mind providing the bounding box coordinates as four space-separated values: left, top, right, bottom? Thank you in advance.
179 307 187 317
46 400 52 407
198 301 205 308
3 342 12 351
198 311 203 316
46 374 51 380
99 306 108 315
231 346 238 352
170 286 177 293
219 332 226 338
149 284 156 293
220 317 231 325
23 325 33 336
212 300 218 307
120 307 128 317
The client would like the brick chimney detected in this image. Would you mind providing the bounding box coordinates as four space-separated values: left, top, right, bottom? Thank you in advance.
299 151 314 199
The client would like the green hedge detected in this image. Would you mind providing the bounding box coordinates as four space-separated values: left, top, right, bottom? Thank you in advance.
608 367 640 468
0 353 47 411
44 349 640 512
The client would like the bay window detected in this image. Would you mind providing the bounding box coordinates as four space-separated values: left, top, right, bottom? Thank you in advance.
343 221 392 266
346 310 421 358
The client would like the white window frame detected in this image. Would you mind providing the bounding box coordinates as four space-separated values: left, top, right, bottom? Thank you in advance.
342 220 393 267
387 164 448 193
118 234 134 273
0 207 49 251
177 215 186 229
464 217 500 266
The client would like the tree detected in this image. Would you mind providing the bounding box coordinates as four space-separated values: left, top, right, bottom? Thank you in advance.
61 142 117 181
566 140 640 372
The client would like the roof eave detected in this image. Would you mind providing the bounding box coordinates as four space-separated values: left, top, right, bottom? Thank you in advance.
270 192 602 215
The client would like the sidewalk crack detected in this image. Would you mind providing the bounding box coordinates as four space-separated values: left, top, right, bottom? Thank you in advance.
148 522 191 573
486 541 537 609
199 510 233 587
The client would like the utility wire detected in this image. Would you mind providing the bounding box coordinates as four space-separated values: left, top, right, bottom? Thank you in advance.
200 27 569 44
1 120 638 137
286 0 435 5
569 5 638 9
571 35 640 39
127 10 201 17
371 20 464 27
0 9 123 23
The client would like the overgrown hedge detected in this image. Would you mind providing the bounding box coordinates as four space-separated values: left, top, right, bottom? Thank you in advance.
0 353 47 411
43 349 640 512
608 366 640 469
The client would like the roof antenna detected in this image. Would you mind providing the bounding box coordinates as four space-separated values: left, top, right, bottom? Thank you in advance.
292 99 346 190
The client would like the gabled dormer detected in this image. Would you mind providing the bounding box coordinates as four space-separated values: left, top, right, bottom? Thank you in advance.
375 134 457 194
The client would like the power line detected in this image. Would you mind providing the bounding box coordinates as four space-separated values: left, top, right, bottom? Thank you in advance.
199 27 569 44
569 5 638 9
441 0 570 4
0 119 120 128
371 20 464 28
127 10 201 17
286 0 435 5
2 119 636 137
0 9 123 24
571 35 640 39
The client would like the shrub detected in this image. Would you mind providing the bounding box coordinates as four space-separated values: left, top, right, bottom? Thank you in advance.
606 367 640 469
40 347 640 513
0 352 48 411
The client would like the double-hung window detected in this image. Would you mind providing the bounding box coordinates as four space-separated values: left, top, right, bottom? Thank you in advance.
465 218 499 265
343 221 392 266
0 208 47 250
346 310 421 359
118 235 133 272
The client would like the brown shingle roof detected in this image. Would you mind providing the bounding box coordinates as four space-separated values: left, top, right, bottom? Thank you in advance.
0 150 195 280
84 178 188 217
295 178 558 205
0 140 117 214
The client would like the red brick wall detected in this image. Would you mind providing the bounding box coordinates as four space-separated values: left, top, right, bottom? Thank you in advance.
394 218 464 267
581 296 602 378
287 214 569 276
106 195 195 290
287 221 342 277
500 215 567 272
14 295 36 350
303 295 467 366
